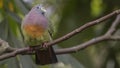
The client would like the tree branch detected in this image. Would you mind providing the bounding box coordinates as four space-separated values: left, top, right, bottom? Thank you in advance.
105 14 120 35
56 12 120 54
46 10 120 47
56 11 120 54
0 9 120 60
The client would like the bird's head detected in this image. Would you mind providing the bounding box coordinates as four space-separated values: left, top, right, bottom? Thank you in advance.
32 4 46 16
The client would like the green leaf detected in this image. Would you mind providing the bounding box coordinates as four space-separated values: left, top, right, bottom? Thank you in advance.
14 0 29 14
0 20 8 40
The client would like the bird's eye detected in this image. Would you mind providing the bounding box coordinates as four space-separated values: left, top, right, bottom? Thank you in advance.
36 6 40 9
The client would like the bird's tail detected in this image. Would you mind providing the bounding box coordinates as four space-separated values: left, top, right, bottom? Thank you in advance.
35 46 58 65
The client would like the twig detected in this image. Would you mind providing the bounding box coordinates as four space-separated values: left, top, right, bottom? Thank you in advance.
0 47 28 60
0 9 120 60
105 14 120 35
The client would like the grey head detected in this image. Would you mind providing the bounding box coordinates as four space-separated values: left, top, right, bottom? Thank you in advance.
31 4 46 16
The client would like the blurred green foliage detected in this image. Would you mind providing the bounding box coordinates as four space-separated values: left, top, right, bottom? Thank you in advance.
0 0 120 68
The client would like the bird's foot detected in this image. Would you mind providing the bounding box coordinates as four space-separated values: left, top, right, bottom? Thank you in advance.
41 42 49 49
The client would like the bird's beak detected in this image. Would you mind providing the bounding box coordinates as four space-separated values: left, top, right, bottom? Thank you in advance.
41 7 46 13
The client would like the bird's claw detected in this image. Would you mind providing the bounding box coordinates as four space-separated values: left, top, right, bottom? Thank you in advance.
42 42 48 49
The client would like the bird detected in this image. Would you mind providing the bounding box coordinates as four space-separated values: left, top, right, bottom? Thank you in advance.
21 5 58 65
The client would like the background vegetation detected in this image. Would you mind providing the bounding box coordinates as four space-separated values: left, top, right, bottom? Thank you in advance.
0 0 120 68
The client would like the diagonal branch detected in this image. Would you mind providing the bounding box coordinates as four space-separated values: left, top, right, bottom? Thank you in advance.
56 13 120 54
105 14 120 35
45 10 120 47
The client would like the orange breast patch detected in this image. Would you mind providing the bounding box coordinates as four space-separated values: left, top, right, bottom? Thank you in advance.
23 24 45 38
